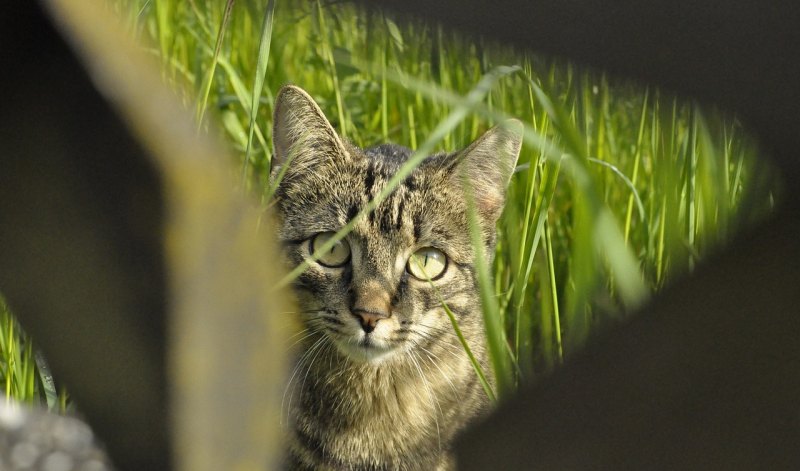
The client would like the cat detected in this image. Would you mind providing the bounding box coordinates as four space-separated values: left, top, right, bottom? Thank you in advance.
270 85 522 470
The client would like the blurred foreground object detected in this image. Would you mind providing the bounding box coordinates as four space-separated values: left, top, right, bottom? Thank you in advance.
0 1 291 470
0 400 113 471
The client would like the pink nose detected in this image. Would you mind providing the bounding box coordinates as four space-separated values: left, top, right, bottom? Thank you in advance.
352 309 390 333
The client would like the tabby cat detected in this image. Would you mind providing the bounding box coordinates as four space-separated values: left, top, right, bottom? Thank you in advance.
271 85 522 470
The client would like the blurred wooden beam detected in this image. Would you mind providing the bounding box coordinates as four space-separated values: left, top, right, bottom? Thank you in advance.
0 2 291 470
0 3 169 469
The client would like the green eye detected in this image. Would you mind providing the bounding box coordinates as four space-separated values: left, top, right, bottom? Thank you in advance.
407 248 447 280
310 232 351 268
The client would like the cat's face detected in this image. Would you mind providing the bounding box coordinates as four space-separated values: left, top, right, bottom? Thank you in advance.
270 85 521 364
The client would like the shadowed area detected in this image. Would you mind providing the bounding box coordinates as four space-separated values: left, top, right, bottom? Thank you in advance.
0 2 291 471
0 2 168 470
458 208 800 469
0 2 169 469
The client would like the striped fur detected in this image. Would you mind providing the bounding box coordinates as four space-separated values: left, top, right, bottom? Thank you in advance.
271 85 521 470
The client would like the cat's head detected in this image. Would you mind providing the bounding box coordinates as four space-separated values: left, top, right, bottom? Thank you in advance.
271 85 521 364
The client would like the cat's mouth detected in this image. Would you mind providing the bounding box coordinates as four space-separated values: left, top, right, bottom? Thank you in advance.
332 334 397 363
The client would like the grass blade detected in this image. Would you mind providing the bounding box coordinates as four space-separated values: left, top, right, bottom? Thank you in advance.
464 179 513 398
241 0 276 185
414 258 496 402
195 0 235 127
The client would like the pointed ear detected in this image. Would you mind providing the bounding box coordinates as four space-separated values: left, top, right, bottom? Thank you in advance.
455 119 523 223
271 85 349 172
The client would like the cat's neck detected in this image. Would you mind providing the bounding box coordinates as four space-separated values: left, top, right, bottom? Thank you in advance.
296 332 488 429
307 336 470 407
290 336 487 469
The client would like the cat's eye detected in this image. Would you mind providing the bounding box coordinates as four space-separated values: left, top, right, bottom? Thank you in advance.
310 232 351 268
407 248 447 280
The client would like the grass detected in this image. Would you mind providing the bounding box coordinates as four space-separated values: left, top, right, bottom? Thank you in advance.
0 296 66 411
0 0 780 404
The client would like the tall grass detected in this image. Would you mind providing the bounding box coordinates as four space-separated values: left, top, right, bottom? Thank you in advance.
0 0 780 404
0 296 66 411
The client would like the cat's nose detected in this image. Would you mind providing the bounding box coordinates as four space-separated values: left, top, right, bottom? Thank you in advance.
352 283 392 333
352 308 390 334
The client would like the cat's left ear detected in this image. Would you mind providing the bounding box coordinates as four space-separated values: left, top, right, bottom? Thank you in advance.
271 85 349 173
455 119 523 223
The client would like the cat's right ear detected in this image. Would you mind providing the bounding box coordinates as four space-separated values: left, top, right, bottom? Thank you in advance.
271 85 349 172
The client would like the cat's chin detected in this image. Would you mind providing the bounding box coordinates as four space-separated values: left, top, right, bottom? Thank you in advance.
333 338 397 363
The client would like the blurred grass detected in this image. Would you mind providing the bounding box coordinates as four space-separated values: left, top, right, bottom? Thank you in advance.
0 296 66 411
0 0 781 403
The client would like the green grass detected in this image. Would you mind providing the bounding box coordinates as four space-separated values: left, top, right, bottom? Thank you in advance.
0 0 780 404
0 296 66 411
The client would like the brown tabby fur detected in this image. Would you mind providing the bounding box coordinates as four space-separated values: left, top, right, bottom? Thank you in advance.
270 85 521 470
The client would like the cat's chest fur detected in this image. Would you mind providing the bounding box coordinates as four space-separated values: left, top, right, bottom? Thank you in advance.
270 85 522 470
289 331 487 470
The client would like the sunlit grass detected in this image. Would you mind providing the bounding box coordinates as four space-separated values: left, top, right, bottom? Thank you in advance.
0 0 780 404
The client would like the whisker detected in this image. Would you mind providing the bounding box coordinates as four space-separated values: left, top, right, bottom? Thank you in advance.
418 345 461 399
286 328 316 348
298 336 332 404
409 328 463 358
409 350 442 453
282 335 327 426
320 315 344 326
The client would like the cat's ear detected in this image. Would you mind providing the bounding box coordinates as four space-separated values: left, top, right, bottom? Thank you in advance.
455 119 523 223
271 85 349 171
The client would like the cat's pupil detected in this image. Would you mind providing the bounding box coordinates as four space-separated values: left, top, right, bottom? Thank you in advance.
407 247 447 280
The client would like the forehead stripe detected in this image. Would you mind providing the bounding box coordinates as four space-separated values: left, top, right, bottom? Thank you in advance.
364 164 376 196
395 199 405 231
346 204 358 223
